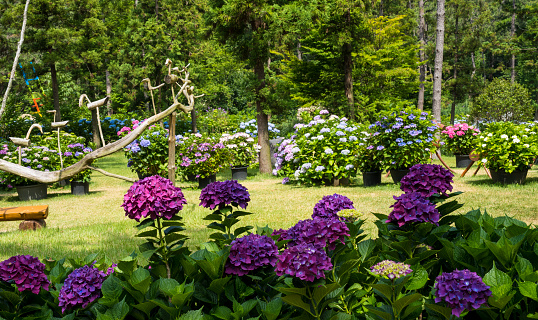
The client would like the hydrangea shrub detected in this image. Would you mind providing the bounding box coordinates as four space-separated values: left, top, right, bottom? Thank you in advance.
475 121 538 173
122 175 187 221
274 110 367 184
400 164 454 197
176 133 228 179
123 125 170 176
441 123 480 155
372 106 438 170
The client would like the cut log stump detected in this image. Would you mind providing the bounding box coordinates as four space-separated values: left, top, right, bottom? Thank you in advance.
0 205 48 231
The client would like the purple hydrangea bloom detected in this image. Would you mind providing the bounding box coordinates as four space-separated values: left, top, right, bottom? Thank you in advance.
199 180 250 210
400 164 454 197
0 255 49 294
434 269 492 317
225 234 278 276
386 192 439 227
282 177 290 184
275 243 332 282
272 217 350 250
58 265 107 313
312 194 354 219
370 260 412 280
122 175 187 221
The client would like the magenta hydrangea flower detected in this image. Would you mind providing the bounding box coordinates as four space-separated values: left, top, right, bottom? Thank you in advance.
0 255 49 294
400 164 454 197
58 265 107 313
386 192 439 227
275 243 333 282
122 175 187 221
272 217 350 250
370 260 412 280
312 194 355 219
199 180 250 210
434 269 492 317
225 234 278 276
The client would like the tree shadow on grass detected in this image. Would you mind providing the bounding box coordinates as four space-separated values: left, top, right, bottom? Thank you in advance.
465 176 538 186
0 190 105 203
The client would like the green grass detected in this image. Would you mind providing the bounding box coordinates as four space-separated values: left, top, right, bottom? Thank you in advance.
1 152 537 261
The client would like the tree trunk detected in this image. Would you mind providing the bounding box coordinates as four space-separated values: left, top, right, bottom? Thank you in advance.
343 42 355 120
417 0 426 111
0 0 30 120
191 109 197 133
106 69 112 115
50 63 61 121
450 5 459 125
297 40 302 61
254 57 271 174
432 0 445 123
343 9 355 120
511 0 516 84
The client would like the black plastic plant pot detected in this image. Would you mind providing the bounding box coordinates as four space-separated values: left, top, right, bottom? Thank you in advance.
390 169 410 184
71 181 90 195
490 169 528 185
16 184 48 201
231 166 248 181
198 174 217 189
455 154 473 168
363 171 382 187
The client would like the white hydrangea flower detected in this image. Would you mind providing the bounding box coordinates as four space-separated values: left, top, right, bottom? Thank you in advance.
500 134 508 139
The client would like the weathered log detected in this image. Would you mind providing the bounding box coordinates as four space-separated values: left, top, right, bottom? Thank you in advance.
19 219 46 230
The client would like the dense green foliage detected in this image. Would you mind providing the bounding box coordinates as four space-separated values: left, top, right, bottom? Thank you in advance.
2 0 538 138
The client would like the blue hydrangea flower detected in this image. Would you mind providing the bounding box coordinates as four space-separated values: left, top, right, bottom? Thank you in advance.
315 166 325 172
349 136 358 141
140 139 150 147
339 138 347 142
345 164 354 170
324 148 333 155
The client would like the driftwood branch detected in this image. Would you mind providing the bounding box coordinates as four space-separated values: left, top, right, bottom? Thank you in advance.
87 166 136 182
0 0 30 120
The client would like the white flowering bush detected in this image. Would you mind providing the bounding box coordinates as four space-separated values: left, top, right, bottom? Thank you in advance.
238 119 280 140
475 121 538 173
274 110 368 185
219 132 260 167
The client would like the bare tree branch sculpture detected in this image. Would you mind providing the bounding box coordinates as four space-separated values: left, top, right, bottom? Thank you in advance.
0 66 197 184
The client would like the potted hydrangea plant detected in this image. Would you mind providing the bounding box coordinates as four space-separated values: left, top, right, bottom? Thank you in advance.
62 142 94 195
176 133 228 188
0 145 59 200
274 110 366 186
372 106 439 183
123 124 169 178
356 133 384 187
475 121 538 184
441 123 480 167
219 132 260 180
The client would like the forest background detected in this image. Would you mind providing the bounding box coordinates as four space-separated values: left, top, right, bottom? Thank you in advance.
1 0 538 139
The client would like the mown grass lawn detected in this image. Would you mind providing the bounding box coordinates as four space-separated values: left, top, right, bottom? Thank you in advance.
1 152 537 261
